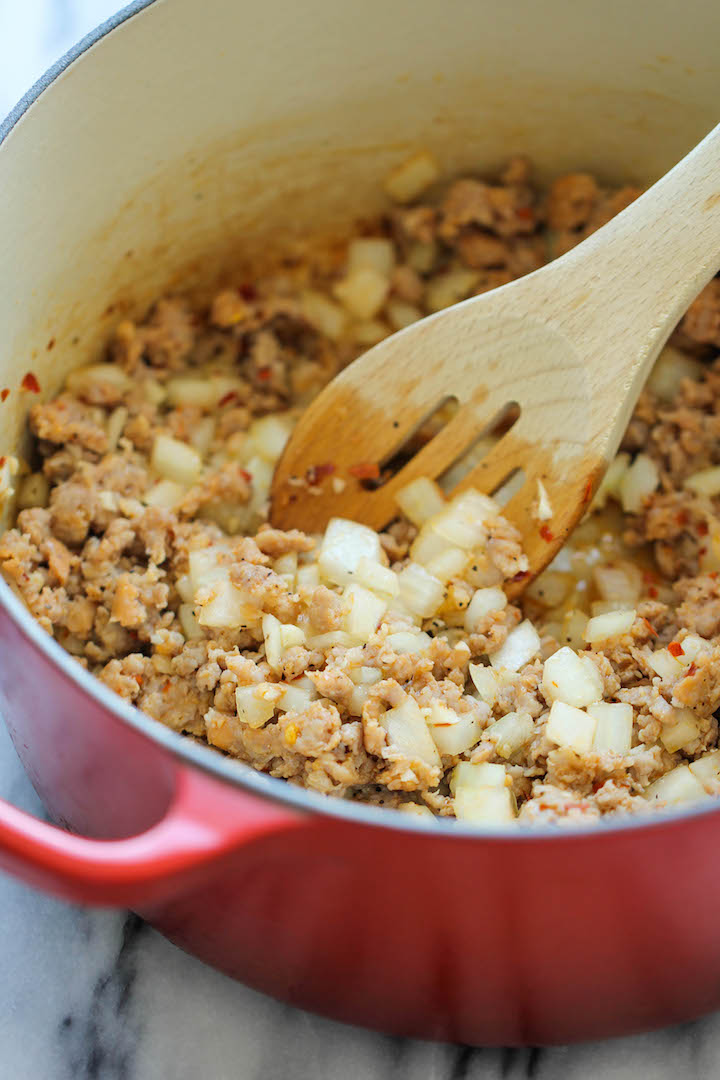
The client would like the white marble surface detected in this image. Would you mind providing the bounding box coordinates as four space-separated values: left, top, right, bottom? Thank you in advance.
2 3 720 1076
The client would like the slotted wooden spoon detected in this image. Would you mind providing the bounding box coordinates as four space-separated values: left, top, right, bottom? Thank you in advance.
272 125 720 586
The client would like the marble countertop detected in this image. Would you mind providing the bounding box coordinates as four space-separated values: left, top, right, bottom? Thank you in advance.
1 3 720 1077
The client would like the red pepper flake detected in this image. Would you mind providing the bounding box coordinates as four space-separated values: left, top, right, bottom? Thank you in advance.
218 390 239 407
582 477 593 504
539 524 554 542
238 283 257 301
21 372 40 394
647 585 658 598
306 462 336 484
711 572 719 581
46 337 56 351
239 469 252 483
0 389 8 402
162 680 172 695
699 546 708 557
668 641 684 657
698 521 710 536
687 662 698 677
643 618 658 637
516 206 534 220
0 456 5 468
511 570 530 583
349 462 380 480
676 510 690 527
133 674 144 685
256 366 272 382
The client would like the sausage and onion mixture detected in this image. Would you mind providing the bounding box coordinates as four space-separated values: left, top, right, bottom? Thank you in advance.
3 151 720 826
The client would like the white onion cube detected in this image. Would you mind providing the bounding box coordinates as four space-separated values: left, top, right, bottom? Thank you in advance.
546 701 597 753
318 517 382 587
342 584 387 640
645 764 708 805
588 702 633 754
395 476 446 527
465 587 507 632
583 610 636 645
542 646 604 707
151 434 203 486
490 620 541 672
397 563 445 618
486 711 535 759
380 697 441 768
424 702 481 756
454 786 517 825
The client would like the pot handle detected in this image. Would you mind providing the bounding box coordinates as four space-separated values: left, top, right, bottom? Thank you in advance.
0 767 304 907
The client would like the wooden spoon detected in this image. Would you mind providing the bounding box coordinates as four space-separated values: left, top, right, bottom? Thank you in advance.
272 126 720 588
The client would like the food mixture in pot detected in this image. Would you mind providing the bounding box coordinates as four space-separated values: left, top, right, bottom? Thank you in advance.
3 152 720 826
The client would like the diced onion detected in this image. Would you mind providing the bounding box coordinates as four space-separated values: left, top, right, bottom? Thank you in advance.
245 413 294 464
645 764 708 805
384 631 432 654
619 453 659 513
347 237 396 277
66 363 132 396
648 648 685 680
387 300 423 331
583 609 636 645
395 476 446 527
178 603 203 640
397 562 445 618
197 580 260 630
660 707 702 753
342 584 387 640
16 472 50 510
542 646 604 707
424 702 482 756
300 290 347 340
454 786 517 825
546 700 597 753
431 488 498 550
275 681 317 713
588 702 633 754
469 663 499 706
689 751 720 786
188 546 230 594
380 697 441 768
333 267 390 321
235 684 276 729
355 556 399 597
426 268 478 312
397 802 435 820
485 711 535 759
591 453 630 511
489 620 541 672
383 150 440 204
534 479 553 521
143 479 186 509
418 548 465 586
166 373 245 410
318 517 382 587
648 345 704 402
685 466 720 497
450 761 508 794
296 564 321 589
152 434 202 486
465 587 507 632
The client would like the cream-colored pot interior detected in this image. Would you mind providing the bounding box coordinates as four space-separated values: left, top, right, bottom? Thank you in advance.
1 0 719 525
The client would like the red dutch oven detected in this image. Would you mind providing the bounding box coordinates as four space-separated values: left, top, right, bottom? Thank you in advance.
1 0 720 1047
